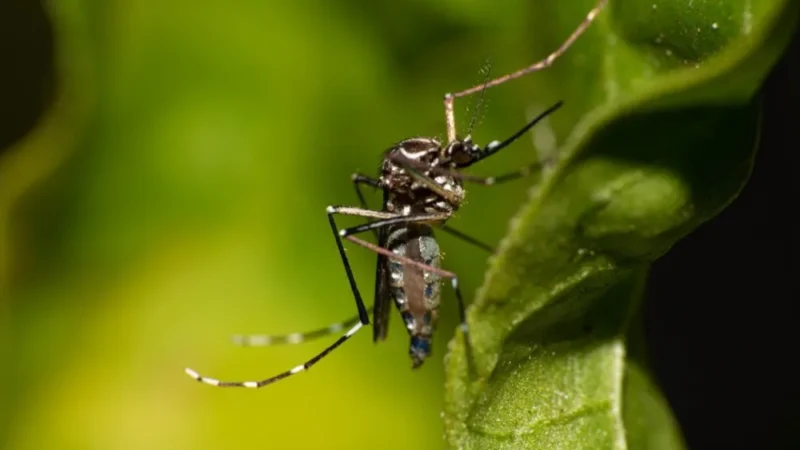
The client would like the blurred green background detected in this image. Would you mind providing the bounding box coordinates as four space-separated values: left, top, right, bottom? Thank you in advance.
0 1 607 449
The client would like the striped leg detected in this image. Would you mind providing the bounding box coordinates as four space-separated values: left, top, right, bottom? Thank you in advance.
184 206 375 389
227 175 410 349
185 206 472 388
223 178 384 348
231 308 373 347
185 322 364 388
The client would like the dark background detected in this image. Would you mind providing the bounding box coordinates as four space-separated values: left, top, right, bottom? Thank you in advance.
646 29 799 450
2 1 797 449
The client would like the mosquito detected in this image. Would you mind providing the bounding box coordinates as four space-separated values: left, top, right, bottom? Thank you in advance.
185 0 607 389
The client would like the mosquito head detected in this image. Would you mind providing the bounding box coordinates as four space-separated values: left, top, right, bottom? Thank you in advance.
449 100 564 168
409 335 432 368
441 136 482 168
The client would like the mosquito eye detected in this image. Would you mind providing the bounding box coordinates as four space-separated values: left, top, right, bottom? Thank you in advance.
451 148 473 166
443 143 459 157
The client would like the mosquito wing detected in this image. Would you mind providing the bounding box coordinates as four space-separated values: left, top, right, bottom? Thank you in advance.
372 193 392 342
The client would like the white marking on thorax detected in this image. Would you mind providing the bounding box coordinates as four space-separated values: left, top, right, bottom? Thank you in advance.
400 148 427 160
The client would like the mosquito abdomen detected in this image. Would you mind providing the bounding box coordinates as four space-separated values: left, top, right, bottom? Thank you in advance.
386 225 442 367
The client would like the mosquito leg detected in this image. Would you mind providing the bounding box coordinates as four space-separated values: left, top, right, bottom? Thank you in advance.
338 222 474 369
443 0 608 142
229 176 383 349
450 278 476 376
351 173 490 253
352 173 380 199
327 208 372 325
329 207 455 277
450 154 555 187
372 155 499 253
327 209 457 279
337 211 449 237
183 207 375 389
184 318 364 388
327 205 401 220
451 0 606 98
233 195 385 346
339 216 477 371
453 160 549 187
231 308 373 347
439 226 494 253
351 173 382 239
347 175 392 342
334 211 478 372
343 239 478 374
327 207 456 273
345 235 456 280
387 154 461 205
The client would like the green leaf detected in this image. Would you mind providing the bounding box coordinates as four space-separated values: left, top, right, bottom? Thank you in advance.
443 0 798 448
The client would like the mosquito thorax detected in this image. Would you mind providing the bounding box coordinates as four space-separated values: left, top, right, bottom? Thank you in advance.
380 137 470 215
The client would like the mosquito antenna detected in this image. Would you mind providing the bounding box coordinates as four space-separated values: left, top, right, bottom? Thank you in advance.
465 58 493 137
471 100 562 164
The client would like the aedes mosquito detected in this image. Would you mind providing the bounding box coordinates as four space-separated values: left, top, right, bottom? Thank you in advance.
185 0 607 388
